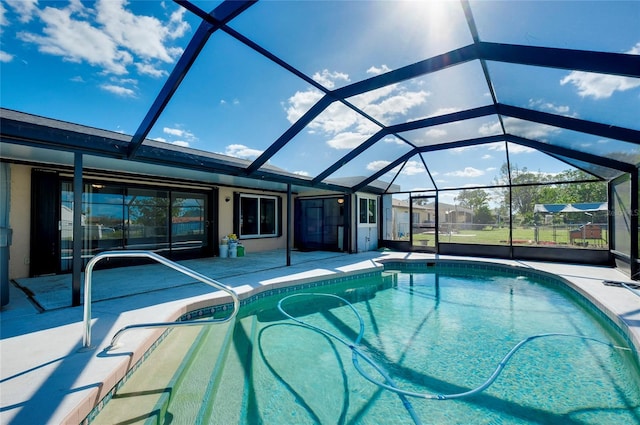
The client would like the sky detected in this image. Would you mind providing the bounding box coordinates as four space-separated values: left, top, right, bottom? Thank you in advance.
1 0 639 205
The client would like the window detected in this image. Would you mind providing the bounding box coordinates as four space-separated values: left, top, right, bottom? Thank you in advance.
240 194 278 237
359 197 377 225
59 181 210 272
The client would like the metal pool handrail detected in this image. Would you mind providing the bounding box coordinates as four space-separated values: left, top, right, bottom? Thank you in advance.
82 250 239 350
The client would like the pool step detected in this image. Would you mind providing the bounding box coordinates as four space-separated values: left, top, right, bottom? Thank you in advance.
90 326 203 424
157 323 229 423
196 315 258 424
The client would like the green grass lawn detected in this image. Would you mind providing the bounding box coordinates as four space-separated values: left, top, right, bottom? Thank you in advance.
411 226 608 248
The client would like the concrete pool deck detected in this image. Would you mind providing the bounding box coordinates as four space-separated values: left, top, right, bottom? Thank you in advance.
1 250 639 424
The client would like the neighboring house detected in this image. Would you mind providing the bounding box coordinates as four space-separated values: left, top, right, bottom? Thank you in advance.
388 199 474 240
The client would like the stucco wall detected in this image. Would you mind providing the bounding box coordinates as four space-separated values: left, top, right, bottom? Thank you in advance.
8 164 30 280
217 187 290 255
7 167 296 279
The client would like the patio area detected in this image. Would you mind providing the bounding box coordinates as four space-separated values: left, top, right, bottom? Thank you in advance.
1 250 639 424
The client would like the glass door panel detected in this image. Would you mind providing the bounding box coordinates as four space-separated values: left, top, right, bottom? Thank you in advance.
171 192 207 253
411 195 437 250
125 188 169 251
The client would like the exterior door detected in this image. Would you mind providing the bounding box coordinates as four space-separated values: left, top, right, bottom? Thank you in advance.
411 195 437 251
170 191 213 259
30 170 60 276
295 197 346 251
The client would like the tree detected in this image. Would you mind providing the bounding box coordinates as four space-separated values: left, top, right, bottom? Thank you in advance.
455 189 489 212
493 163 607 225
550 170 607 203
474 205 494 225
455 189 495 224
494 163 542 223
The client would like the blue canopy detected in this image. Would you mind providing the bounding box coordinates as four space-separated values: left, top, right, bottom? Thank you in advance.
533 203 608 214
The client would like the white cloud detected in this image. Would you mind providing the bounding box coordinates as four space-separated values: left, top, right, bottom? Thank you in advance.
484 142 535 154
450 145 476 154
486 166 496 172
430 107 459 117
155 126 197 146
477 121 502 137
293 170 310 177
0 51 13 62
446 167 484 178
163 127 195 141
366 160 391 171
5 0 38 23
349 85 397 109
0 2 7 27
100 84 135 97
135 62 167 78
560 43 640 99
507 144 536 154
14 0 188 78
225 144 263 160
366 160 427 177
401 160 426 175
100 76 138 97
116 77 137 85
424 128 447 139
367 64 391 75
220 98 241 106
285 89 324 123
312 103 367 135
285 68 430 151
528 99 574 116
163 128 183 136
382 135 406 145
167 7 190 39
19 5 132 75
363 90 430 121
152 137 188 147
312 69 350 89
481 154 492 159
95 0 187 63
481 117 558 142
326 131 368 149
560 71 640 99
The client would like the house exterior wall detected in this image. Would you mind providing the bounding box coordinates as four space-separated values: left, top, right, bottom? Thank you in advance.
219 186 290 254
4 163 296 280
8 164 30 280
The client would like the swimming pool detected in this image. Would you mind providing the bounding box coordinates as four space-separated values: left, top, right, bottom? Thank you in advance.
89 262 640 424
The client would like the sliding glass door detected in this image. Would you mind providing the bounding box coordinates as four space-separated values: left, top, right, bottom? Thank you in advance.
59 181 212 273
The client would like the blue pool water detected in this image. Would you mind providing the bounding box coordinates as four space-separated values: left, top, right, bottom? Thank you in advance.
92 265 640 424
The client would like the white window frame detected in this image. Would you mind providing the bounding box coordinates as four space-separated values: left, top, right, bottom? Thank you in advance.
358 196 377 226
